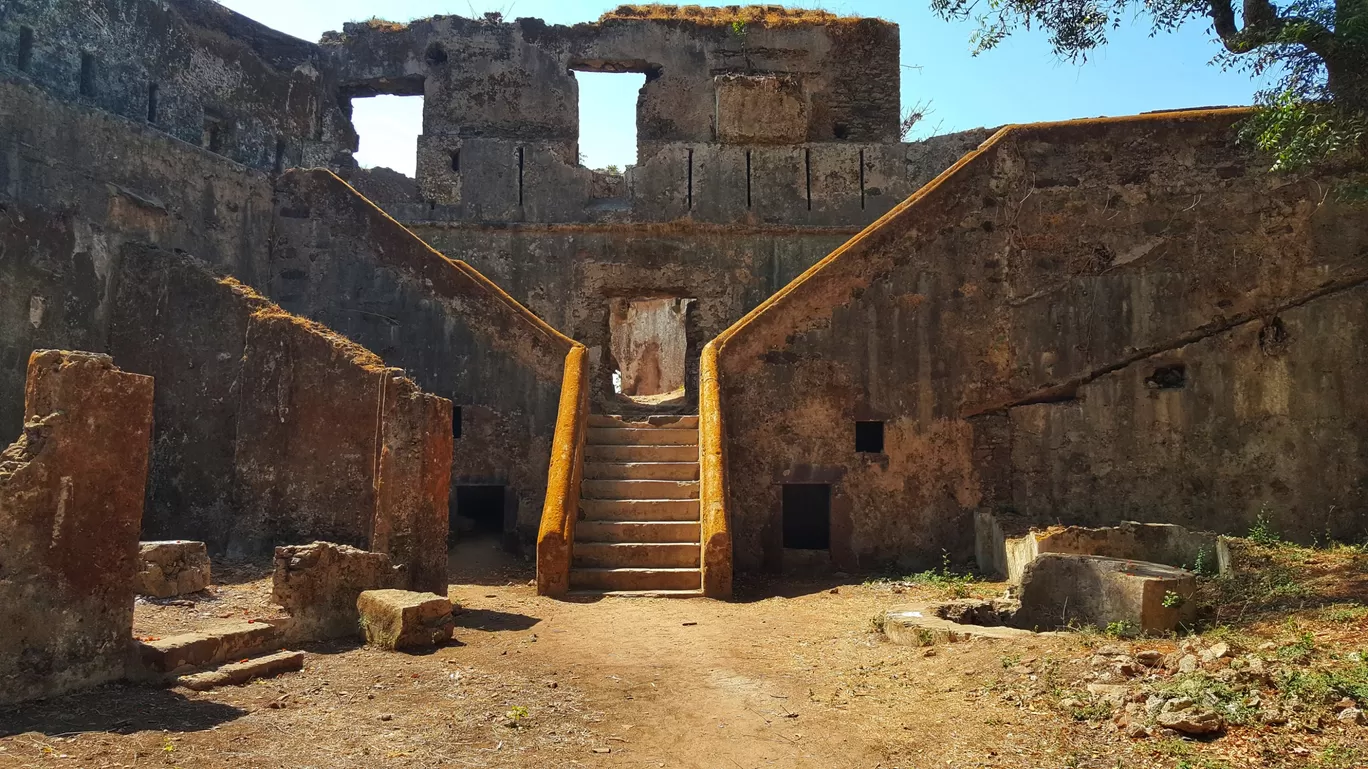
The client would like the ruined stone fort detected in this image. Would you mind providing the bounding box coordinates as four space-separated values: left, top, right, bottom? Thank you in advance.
2 1 1366 703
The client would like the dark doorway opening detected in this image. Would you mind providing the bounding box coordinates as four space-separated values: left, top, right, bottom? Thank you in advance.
782 483 831 550
453 484 505 543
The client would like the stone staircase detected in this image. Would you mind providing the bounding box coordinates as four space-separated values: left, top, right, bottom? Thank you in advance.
571 414 702 596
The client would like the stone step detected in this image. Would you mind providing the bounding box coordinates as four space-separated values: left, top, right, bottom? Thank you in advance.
589 414 699 429
576 520 701 542
580 498 699 521
138 620 287 675
585 444 698 463
567 589 706 598
587 427 698 446
569 567 702 592
177 651 305 691
574 542 701 569
583 462 700 481
582 479 699 500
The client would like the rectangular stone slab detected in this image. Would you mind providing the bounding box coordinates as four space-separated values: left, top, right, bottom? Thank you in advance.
357 589 455 650
1013 553 1197 634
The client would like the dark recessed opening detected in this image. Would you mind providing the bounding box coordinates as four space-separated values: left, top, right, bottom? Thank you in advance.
1145 364 1187 390
450 149 460 173
855 420 885 453
273 138 286 172
425 43 448 66
833 122 849 140
17 27 34 72
452 405 462 440
783 483 830 550
146 82 159 123
454 484 505 540
79 51 95 97
203 116 225 153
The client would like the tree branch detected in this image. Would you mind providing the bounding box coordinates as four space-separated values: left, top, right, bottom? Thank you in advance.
1208 0 1335 58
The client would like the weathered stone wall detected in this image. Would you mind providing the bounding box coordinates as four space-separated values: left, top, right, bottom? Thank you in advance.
0 0 352 170
268 170 575 540
0 351 154 704
715 111 1368 572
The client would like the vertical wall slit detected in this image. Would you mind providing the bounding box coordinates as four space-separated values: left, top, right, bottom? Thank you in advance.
745 150 752 209
18 27 34 72
859 149 866 210
687 148 694 210
146 83 159 123
79 52 95 97
273 139 286 173
804 148 812 211
517 146 525 207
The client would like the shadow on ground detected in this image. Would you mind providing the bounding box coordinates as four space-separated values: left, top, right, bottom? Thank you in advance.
0 686 246 737
454 608 540 631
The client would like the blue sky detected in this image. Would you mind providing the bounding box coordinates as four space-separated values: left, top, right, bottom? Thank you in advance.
218 0 1263 175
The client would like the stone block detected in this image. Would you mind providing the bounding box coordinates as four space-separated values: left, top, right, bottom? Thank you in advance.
0 350 154 704
881 604 1040 647
975 512 1220 583
134 541 212 597
272 542 404 641
373 375 453 595
1013 554 1197 635
357 589 455 650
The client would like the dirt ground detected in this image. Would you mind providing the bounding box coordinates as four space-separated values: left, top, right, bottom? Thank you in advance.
1 538 1364 769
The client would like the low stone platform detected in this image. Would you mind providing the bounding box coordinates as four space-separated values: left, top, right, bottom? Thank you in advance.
138 620 288 676
357 589 455 650
135 541 211 597
1013 554 1197 634
177 651 305 691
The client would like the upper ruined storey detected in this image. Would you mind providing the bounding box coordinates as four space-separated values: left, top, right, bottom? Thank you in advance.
322 5 908 224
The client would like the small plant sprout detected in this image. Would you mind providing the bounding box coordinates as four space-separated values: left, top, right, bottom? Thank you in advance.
1162 590 1186 609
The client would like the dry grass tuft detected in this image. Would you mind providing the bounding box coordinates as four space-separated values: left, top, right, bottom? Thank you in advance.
599 4 872 26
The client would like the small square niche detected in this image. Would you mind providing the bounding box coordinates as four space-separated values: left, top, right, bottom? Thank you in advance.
855 421 884 454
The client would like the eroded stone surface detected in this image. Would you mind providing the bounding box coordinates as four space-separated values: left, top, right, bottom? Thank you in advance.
1014 554 1197 635
272 542 404 641
357 589 455 650
0 350 154 704
135 541 212 598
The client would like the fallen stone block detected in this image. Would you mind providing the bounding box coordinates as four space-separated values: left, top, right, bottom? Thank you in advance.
273 541 404 641
975 512 1221 584
881 605 1042 647
138 620 287 675
357 589 455 650
0 350 154 704
1013 554 1197 635
135 541 212 598
177 651 305 691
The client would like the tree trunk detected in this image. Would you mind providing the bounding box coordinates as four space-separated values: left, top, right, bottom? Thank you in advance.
1330 0 1368 113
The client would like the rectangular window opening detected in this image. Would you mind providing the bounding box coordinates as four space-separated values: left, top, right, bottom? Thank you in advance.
17 26 34 72
273 138 286 173
79 51 95 97
451 405 462 440
571 70 644 176
1145 364 1187 390
855 420 885 453
349 94 422 178
453 484 505 542
203 116 225 153
783 483 830 550
146 82 159 123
